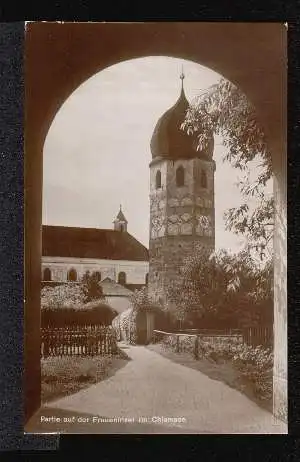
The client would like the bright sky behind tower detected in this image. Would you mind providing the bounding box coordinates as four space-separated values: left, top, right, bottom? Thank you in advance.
42 56 272 252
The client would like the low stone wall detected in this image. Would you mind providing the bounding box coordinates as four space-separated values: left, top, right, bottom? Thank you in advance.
199 334 243 346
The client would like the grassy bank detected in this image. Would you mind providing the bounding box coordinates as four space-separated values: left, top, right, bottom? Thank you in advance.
147 343 272 413
41 349 130 403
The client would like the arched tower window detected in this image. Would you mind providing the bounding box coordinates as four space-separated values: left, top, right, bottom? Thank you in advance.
68 268 77 282
155 170 161 189
118 271 126 285
201 169 207 188
43 267 51 281
145 273 149 285
95 271 101 282
176 166 185 187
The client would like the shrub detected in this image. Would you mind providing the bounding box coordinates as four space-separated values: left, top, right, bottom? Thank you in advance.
41 301 118 327
41 284 83 309
159 333 273 401
202 341 273 401
80 271 105 303
166 245 273 330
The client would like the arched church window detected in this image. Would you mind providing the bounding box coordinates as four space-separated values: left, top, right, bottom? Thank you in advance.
201 169 207 188
155 170 161 189
176 166 185 187
95 271 101 282
145 273 149 285
118 271 126 285
43 267 51 281
68 268 77 282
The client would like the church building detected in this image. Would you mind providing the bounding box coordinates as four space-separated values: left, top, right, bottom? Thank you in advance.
148 72 216 304
41 206 149 291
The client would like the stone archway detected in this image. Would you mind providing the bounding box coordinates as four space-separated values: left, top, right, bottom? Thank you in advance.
24 22 286 424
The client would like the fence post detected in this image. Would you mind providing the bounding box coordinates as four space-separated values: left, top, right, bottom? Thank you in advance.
194 335 199 360
43 329 50 358
176 335 179 353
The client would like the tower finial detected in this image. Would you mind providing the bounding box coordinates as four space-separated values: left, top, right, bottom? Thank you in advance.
180 64 185 91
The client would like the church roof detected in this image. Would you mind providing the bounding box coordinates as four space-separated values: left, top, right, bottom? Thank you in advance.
150 76 214 161
42 225 149 261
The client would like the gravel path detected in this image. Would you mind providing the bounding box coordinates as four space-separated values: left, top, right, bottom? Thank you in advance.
35 343 287 434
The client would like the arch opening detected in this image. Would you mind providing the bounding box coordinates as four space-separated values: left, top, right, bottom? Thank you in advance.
43 267 51 281
95 271 101 281
200 169 207 188
156 170 162 189
31 39 284 426
176 165 185 187
118 271 126 285
68 268 77 282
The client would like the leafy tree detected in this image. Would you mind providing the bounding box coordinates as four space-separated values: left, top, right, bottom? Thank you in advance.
167 245 273 329
130 286 161 313
182 78 274 260
80 271 105 303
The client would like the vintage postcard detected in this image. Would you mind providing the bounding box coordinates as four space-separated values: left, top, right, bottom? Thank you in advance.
24 22 287 434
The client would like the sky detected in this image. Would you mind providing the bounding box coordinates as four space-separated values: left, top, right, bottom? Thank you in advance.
42 56 272 252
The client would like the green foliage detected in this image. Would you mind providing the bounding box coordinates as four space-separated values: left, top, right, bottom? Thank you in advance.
80 271 104 303
182 78 272 178
41 284 83 309
182 78 274 260
41 277 115 326
160 334 273 401
167 245 273 328
130 286 161 313
41 302 118 327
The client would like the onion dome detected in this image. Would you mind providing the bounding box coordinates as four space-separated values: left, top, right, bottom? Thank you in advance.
150 71 214 161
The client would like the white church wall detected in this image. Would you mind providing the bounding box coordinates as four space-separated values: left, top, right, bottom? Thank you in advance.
42 256 149 284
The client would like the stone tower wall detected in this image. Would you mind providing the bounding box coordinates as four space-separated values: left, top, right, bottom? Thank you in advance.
148 157 215 304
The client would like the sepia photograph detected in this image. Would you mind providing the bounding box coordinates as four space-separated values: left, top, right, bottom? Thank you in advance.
24 22 287 434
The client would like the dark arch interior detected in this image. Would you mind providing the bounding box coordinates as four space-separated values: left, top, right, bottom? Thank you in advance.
43 267 51 281
176 165 185 187
118 271 126 285
156 170 161 189
68 268 77 282
201 169 207 188
95 271 101 281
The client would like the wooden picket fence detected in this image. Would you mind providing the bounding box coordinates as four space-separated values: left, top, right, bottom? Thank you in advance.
242 326 273 348
41 325 117 358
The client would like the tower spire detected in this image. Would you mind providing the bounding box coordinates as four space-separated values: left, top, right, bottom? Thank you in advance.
180 65 185 93
114 204 128 232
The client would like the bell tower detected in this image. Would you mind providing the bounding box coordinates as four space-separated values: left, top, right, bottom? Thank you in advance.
148 71 216 304
113 205 128 232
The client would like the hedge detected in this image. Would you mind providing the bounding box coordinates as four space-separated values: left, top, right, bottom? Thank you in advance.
41 301 118 327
